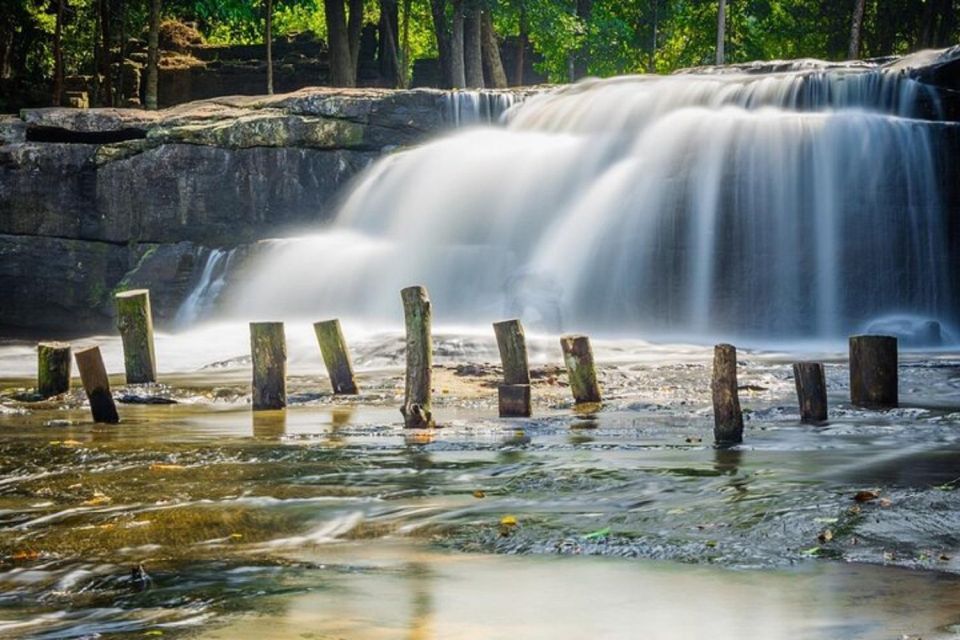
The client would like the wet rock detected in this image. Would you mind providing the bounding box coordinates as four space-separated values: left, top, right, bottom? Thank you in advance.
118 395 178 405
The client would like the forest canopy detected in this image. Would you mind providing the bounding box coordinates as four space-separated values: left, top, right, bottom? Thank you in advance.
2 0 957 111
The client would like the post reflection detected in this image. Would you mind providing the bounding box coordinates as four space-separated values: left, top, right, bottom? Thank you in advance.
252 409 287 439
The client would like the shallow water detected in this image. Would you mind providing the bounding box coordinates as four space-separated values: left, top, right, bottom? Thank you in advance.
0 334 959 638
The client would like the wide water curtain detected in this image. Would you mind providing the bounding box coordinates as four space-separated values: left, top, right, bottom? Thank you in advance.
228 68 950 340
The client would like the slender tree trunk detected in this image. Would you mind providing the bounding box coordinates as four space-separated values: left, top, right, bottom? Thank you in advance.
450 0 466 88
348 0 363 75
936 0 955 47
464 7 484 87
266 0 274 94
513 0 527 86
848 0 866 59
99 0 113 106
430 0 453 88
325 0 355 86
52 0 64 106
379 0 402 87
918 0 936 48
573 0 592 79
400 0 412 87
480 10 507 88
146 0 160 109
650 0 658 72
716 0 725 65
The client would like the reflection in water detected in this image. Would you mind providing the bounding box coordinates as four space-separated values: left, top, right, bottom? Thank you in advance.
252 409 287 439
406 562 434 640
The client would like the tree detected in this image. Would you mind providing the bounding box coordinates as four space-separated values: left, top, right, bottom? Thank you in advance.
265 0 273 94
480 8 507 88
146 0 161 109
52 0 65 106
573 0 592 79
716 0 725 65
324 0 363 86
464 4 483 87
849 0 866 59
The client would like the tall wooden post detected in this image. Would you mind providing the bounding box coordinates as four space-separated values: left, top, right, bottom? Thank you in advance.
494 319 531 417
314 319 359 395
37 341 71 398
250 322 286 411
401 286 434 428
115 289 157 384
793 361 828 423
712 343 743 444
849 335 898 408
560 335 601 404
74 346 119 423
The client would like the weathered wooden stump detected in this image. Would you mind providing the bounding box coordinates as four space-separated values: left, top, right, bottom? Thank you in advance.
498 384 532 418
494 319 531 417
250 322 286 411
711 343 743 445
74 346 119 423
115 289 157 384
849 335 898 408
793 361 828 423
560 335 601 404
401 286 434 428
314 319 359 395
37 342 71 398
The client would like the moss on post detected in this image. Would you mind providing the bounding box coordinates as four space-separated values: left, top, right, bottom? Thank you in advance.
493 319 530 385
560 335 601 404
115 289 157 384
712 343 743 445
37 341 71 398
401 286 434 428
74 345 119 424
314 319 359 395
250 322 286 411
793 361 828 423
849 335 898 408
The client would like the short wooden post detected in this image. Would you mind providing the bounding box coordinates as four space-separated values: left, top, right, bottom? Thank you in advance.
560 335 601 404
74 346 119 424
793 361 828 423
712 343 743 445
250 322 286 411
494 319 531 417
115 289 157 384
37 341 71 398
314 319 359 395
849 335 898 408
401 286 434 428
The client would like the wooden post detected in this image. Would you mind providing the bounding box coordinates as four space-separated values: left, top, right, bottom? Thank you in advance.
250 322 286 411
560 335 601 404
74 346 119 423
401 286 434 428
849 335 898 408
494 319 531 417
314 319 359 395
115 289 157 384
37 341 71 398
793 361 827 423
712 343 743 445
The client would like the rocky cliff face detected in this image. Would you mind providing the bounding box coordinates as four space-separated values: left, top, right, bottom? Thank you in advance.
0 88 520 335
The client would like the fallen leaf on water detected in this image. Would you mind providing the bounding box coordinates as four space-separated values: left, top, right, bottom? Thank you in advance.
62 440 83 447
229 533 243 540
472 490 486 499
818 529 833 543
149 464 185 471
802 546 822 557
853 490 880 503
500 515 517 527
143 631 164 637
83 494 112 506
12 550 40 561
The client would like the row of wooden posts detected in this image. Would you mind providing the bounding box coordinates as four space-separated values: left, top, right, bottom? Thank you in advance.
34 287 900 442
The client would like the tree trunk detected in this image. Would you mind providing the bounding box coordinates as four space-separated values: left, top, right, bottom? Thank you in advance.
464 7 484 87
314 319 359 395
514 1 528 86
793 362 828 423
401 286 434 428
400 0 412 87
716 0 726 65
573 0 593 79
936 0 956 47
560 335 601 405
52 0 64 106
115 289 158 384
711 343 743 444
848 0 866 60
325 0 355 86
348 0 364 74
266 0 274 94
37 342 71 398
379 0 402 87
146 0 160 109
480 10 507 88
849 335 898 408
99 0 114 106
650 0 658 72
430 0 453 88
250 322 287 411
75 346 120 424
450 0 466 88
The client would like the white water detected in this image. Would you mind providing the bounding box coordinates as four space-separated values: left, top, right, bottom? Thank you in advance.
196 66 954 343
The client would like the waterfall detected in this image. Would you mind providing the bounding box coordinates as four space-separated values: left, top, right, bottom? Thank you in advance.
195 64 956 343
174 248 238 327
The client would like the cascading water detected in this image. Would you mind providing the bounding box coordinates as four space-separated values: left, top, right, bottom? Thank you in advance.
201 65 955 343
